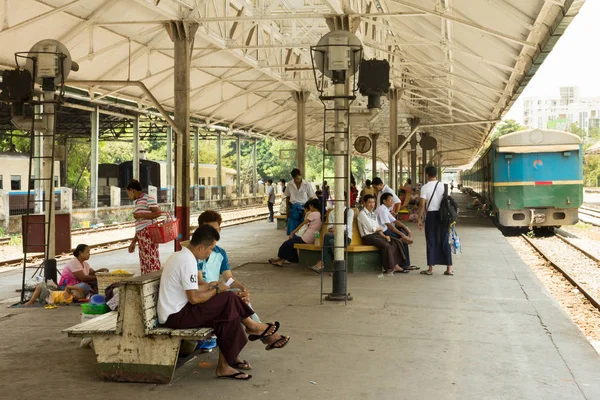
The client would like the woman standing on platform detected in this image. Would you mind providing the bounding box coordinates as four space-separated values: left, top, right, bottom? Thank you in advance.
417 166 453 276
126 180 163 275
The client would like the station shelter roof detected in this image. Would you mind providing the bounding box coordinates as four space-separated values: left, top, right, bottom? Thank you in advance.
0 0 587 166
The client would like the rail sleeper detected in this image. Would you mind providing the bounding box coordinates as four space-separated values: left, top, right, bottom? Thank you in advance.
63 271 212 384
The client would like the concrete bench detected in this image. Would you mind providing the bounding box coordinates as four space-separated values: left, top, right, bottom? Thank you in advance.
275 215 287 230
294 209 382 273
63 271 213 384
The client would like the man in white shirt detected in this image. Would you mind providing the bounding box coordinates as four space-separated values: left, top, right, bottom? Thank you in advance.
357 194 407 275
417 166 453 276
372 177 401 210
158 225 290 381
285 168 316 234
309 193 354 274
376 192 417 271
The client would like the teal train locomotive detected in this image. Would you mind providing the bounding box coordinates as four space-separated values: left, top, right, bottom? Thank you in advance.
461 129 583 227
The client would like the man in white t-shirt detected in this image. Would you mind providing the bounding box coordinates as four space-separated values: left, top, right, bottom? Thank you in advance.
417 166 453 276
285 168 316 235
372 177 401 210
158 225 290 381
377 192 417 271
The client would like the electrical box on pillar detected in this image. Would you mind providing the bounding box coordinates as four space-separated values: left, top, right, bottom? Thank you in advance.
0 40 79 301
357 60 391 109
311 31 363 303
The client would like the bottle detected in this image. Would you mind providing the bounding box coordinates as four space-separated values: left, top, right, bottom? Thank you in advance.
315 231 320 247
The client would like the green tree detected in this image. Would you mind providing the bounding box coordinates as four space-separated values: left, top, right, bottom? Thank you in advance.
567 123 585 139
478 119 526 156
99 141 133 164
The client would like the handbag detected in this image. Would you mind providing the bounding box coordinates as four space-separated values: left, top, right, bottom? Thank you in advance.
147 212 179 244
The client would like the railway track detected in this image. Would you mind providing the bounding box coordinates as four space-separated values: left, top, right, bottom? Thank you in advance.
0 209 269 269
579 205 600 225
520 233 600 312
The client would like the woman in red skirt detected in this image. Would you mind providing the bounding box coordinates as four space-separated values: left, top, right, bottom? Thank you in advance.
127 180 163 274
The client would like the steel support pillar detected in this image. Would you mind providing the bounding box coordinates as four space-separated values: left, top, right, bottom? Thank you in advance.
236 135 241 197
399 150 403 186
371 132 378 179
133 114 140 181
42 90 56 272
216 132 222 200
90 106 99 216
166 126 173 205
410 133 417 185
194 126 200 203
422 145 427 183
388 88 400 190
252 138 257 196
33 104 42 214
292 91 309 174
166 20 198 249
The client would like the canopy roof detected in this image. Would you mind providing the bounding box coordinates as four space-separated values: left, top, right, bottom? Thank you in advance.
0 0 586 166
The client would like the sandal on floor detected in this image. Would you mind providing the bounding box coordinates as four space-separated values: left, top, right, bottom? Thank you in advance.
268 259 283 267
420 270 433 275
248 321 280 341
232 360 252 370
309 265 322 274
395 269 409 273
217 372 252 380
265 335 290 351
406 266 420 270
444 271 454 276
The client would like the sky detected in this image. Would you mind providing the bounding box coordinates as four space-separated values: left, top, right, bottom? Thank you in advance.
504 0 600 124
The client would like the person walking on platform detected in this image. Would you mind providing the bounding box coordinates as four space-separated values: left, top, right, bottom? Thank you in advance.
285 168 316 235
357 195 407 275
372 177 401 210
417 166 453 276
126 180 163 275
266 179 275 222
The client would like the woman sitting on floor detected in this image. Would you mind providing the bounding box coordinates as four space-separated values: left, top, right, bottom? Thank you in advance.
268 198 322 267
58 244 108 293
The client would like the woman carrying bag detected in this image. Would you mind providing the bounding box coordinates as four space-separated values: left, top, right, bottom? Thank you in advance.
126 180 163 275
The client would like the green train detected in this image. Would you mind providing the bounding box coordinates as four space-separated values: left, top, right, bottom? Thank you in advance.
461 129 583 227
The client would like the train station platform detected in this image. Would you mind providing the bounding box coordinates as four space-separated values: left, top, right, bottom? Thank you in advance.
1 192 599 399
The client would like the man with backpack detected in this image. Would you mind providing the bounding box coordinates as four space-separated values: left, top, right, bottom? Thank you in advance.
417 166 455 276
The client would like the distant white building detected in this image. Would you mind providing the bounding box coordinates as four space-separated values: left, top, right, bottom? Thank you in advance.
523 86 600 134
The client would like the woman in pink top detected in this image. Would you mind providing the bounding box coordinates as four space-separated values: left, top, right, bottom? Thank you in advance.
268 199 321 267
58 244 108 292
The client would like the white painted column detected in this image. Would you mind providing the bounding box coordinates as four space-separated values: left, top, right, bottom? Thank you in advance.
90 106 99 216
292 91 309 175
216 132 222 200
166 126 173 205
194 126 200 202
133 114 140 181
236 135 241 197
388 88 400 190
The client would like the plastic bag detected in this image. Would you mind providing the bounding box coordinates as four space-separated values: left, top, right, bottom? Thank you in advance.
450 225 461 254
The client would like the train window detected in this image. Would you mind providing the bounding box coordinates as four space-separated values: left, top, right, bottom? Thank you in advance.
512 213 525 221
10 175 21 191
54 176 59 188
553 212 566 220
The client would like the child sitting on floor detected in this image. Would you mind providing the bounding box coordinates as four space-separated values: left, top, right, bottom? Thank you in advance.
24 282 88 306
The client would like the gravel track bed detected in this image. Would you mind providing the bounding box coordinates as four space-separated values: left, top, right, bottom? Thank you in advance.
528 236 600 299
506 236 600 342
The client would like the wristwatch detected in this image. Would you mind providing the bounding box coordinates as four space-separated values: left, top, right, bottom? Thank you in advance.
213 285 221 295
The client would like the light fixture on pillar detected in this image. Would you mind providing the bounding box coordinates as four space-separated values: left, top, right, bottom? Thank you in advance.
0 39 79 300
311 31 363 303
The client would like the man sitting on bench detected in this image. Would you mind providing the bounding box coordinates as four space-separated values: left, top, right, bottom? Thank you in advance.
377 192 418 271
158 225 290 381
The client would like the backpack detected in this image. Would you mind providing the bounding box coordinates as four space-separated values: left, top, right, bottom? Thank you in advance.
439 183 458 228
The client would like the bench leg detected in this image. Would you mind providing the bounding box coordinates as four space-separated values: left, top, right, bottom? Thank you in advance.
92 335 181 384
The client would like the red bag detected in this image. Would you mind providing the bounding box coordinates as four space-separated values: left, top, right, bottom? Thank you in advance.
147 212 179 244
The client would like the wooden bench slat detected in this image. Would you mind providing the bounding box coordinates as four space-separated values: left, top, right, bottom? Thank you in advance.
148 327 213 339
63 311 118 335
348 245 379 252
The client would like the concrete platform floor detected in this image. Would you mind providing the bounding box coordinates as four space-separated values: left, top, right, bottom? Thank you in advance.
1 192 600 399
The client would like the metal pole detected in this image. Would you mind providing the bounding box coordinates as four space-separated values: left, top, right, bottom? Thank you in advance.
252 138 257 196
33 103 42 214
236 135 241 197
410 133 417 185
388 88 399 190
216 132 222 200
170 21 198 249
294 91 308 175
166 126 173 205
90 106 99 217
42 89 56 278
133 113 140 181
422 134 427 184
194 126 200 203
371 132 378 178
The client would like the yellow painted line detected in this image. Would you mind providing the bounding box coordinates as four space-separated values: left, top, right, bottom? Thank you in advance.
492 180 583 187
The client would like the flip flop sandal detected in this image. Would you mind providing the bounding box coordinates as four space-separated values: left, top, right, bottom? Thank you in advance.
217 372 252 380
268 259 283 267
444 271 454 276
265 335 290 351
44 304 58 309
395 269 410 273
406 266 420 270
232 360 252 370
420 270 433 275
309 265 322 274
248 321 280 341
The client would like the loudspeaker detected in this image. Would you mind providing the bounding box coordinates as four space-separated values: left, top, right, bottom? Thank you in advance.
358 59 390 109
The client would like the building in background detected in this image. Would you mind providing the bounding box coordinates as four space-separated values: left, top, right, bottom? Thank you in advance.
523 86 600 134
